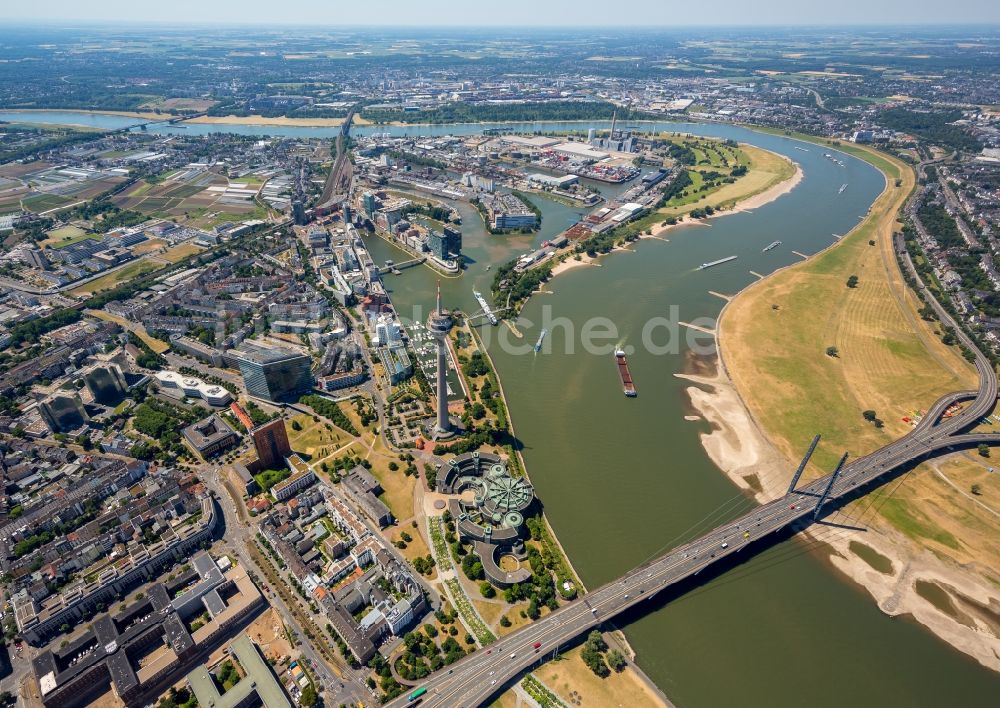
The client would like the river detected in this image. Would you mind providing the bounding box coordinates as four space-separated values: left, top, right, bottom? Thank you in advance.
8 111 999 706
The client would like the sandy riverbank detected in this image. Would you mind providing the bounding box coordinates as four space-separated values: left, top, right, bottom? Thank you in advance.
682 353 1000 671
186 114 373 127
681 291 1000 672
548 156 802 281
0 107 172 120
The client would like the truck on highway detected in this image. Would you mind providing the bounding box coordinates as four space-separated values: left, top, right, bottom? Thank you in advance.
407 686 427 703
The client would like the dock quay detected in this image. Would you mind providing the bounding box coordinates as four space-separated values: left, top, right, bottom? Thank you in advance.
679 321 717 335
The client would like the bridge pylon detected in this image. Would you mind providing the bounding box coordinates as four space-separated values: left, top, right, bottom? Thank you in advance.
813 452 849 521
788 434 821 494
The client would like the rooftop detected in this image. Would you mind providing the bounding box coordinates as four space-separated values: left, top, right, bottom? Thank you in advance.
232 342 308 365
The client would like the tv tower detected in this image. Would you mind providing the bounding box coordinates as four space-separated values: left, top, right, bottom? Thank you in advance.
427 282 454 436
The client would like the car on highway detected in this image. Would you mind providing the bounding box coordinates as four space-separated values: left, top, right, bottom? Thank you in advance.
533 642 542 651
721 542 729 549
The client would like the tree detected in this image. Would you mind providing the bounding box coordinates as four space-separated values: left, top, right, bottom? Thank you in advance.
581 645 610 677
299 684 318 707
388 461 399 471
526 599 540 620
499 615 511 628
862 410 877 422
826 346 839 358
479 581 496 598
291 420 302 431
607 649 627 672
585 630 607 653
978 444 990 458
971 484 982 496
846 275 859 288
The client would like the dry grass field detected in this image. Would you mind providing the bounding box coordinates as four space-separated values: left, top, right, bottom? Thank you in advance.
719 141 1000 574
68 258 161 296
532 645 667 708
85 309 170 354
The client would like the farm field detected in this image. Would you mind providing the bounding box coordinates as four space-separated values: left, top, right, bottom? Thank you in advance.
22 193 74 213
112 168 265 226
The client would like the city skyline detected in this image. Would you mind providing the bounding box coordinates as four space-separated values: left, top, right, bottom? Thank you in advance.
2 0 1000 26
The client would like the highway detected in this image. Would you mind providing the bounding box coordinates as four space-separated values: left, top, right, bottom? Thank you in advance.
387 211 998 708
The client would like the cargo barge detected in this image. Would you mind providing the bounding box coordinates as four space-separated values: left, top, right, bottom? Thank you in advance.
762 240 781 252
615 348 637 397
697 255 738 270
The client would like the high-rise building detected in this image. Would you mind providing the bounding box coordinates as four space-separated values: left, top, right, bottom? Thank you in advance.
232 343 313 402
426 283 453 436
362 192 378 217
83 363 127 405
427 226 462 262
292 199 307 226
38 393 89 433
374 314 402 347
251 418 291 471
427 230 446 261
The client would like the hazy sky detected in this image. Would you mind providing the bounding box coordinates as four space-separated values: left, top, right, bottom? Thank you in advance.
1 0 998 26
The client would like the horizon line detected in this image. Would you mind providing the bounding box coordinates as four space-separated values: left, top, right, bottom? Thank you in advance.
1 20 999 29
